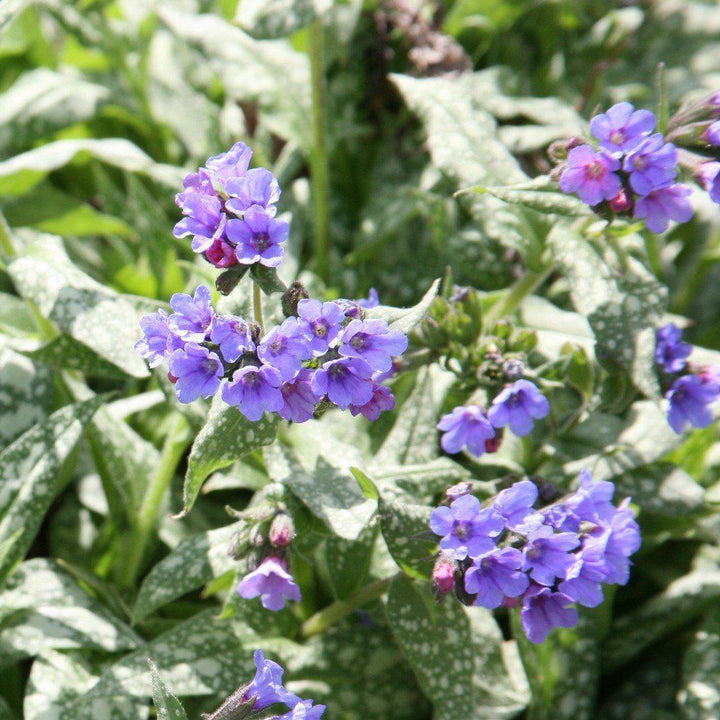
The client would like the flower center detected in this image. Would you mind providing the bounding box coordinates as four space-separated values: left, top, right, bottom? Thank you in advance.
201 358 217 373
454 521 469 539
269 337 284 354
586 160 606 179
609 130 625 146
243 371 260 387
350 333 368 350
329 363 348 379
633 155 647 170
313 320 329 338
255 232 270 251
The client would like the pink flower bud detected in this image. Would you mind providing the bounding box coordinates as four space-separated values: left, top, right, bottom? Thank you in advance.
269 513 296 548
432 556 456 596
609 189 633 213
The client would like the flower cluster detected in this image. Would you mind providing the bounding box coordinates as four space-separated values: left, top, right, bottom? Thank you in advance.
559 102 694 233
173 142 290 269
136 286 407 422
235 650 325 719
430 472 641 644
436 379 550 458
654 323 720 434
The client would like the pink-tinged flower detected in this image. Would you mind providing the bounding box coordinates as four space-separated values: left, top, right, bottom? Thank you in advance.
237 556 301 611
222 364 284 421
168 285 214 342
297 299 346 355
560 145 622 206
666 373 719 434
590 102 656 154
210 314 254 363
697 161 720 205
203 141 253 186
204 237 238 268
226 167 281 216
349 383 396 421
339 319 408 373
704 120 720 146
633 183 694 233
135 309 184 368
432 555 456 596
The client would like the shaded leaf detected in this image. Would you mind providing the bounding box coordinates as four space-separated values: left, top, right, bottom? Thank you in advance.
149 660 188 720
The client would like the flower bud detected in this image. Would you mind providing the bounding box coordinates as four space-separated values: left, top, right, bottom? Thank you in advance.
248 322 263 346
485 431 503 454
269 513 296 547
281 281 309 317
503 357 525 381
445 481 474 502
167 371 178 384
432 555 456 597
609 189 632 214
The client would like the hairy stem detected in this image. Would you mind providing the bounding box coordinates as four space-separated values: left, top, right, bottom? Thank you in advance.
484 264 555 326
308 18 331 283
300 574 397 638
252 280 264 330
120 413 192 589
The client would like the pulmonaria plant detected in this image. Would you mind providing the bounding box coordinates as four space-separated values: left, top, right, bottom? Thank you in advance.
654 323 720 433
430 473 641 644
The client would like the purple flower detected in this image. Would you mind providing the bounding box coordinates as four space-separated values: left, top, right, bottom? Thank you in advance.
168 285 214 342
622 134 677 196
698 161 720 205
601 499 641 585
429 494 504 560
558 535 610 608
666 373 719 434
167 343 223 403
135 310 184 368
237 556 301 611
225 168 281 216
349 383 396 421
552 469 617 533
522 530 579 585
311 357 374 409
520 585 578 644
357 288 380 308
465 547 529 609
244 650 300 710
492 479 544 535
655 323 692 374
704 120 720 146
590 102 656 153
560 145 622 206
700 365 720 393
436 405 495 457
634 183 694 233
278 369 318 423
339 319 408 373
488 380 550 437
173 171 227 254
297 299 345 355
211 314 254 362
258 317 311 381
204 141 253 186
222 365 284 421
278 701 326 720
226 205 289 268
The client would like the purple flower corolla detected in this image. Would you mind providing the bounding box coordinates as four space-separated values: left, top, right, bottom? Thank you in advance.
522 531 579 585
558 535 610 608
226 206 289 267
226 168 281 216
560 146 622 206
655 323 692 373
622 134 677 196
339 319 408 373
698 161 720 205
204 141 253 186
244 650 300 710
488 380 550 437
297 299 345 355
666 374 719 434
135 310 184 368
174 191 226 254
590 102 656 153
436 405 495 457
520 585 578 644
278 701 326 720
168 285 214 342
349 383 395 421
357 288 380 308
222 365 284 421
600 499 641 585
552 469 617 533
279 369 317 423
311 357 374 409
167 343 223 403
634 184 694 233
492 479 544 535
237 556 301 611
258 317 311 381
210 314 254 362
704 120 720 146
465 548 529 609
429 494 504 560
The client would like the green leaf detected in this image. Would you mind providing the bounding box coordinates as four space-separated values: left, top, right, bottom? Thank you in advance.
0 559 140 667
8 233 150 378
250 264 287 295
386 576 528 719
235 0 323 38
0 0 29 33
319 523 377 599
182 394 279 514
365 277 440 334
148 660 188 720
133 522 242 622
679 608 720 720
0 396 103 578
0 138 183 196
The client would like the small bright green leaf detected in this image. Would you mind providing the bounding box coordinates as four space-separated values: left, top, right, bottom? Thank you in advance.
148 660 188 720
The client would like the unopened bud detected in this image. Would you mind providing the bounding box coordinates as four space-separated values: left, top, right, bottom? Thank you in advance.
269 513 296 548
503 357 525 381
248 322 263 346
432 556 456 597
167 371 178 384
281 281 309 317
609 189 632 214
485 433 503 454
445 481 473 502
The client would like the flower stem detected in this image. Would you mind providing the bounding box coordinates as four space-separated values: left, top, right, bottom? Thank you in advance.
253 280 264 331
300 574 397 638
484 264 555 326
308 17 331 283
119 413 192 589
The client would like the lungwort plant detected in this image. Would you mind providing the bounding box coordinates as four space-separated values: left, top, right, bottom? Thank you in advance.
2 1 720 719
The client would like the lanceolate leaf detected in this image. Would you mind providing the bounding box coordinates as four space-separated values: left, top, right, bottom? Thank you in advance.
182 394 278 514
148 661 188 720
365 278 441 334
0 396 104 578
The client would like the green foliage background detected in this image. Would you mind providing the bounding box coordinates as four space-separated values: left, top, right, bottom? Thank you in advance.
1 0 720 718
